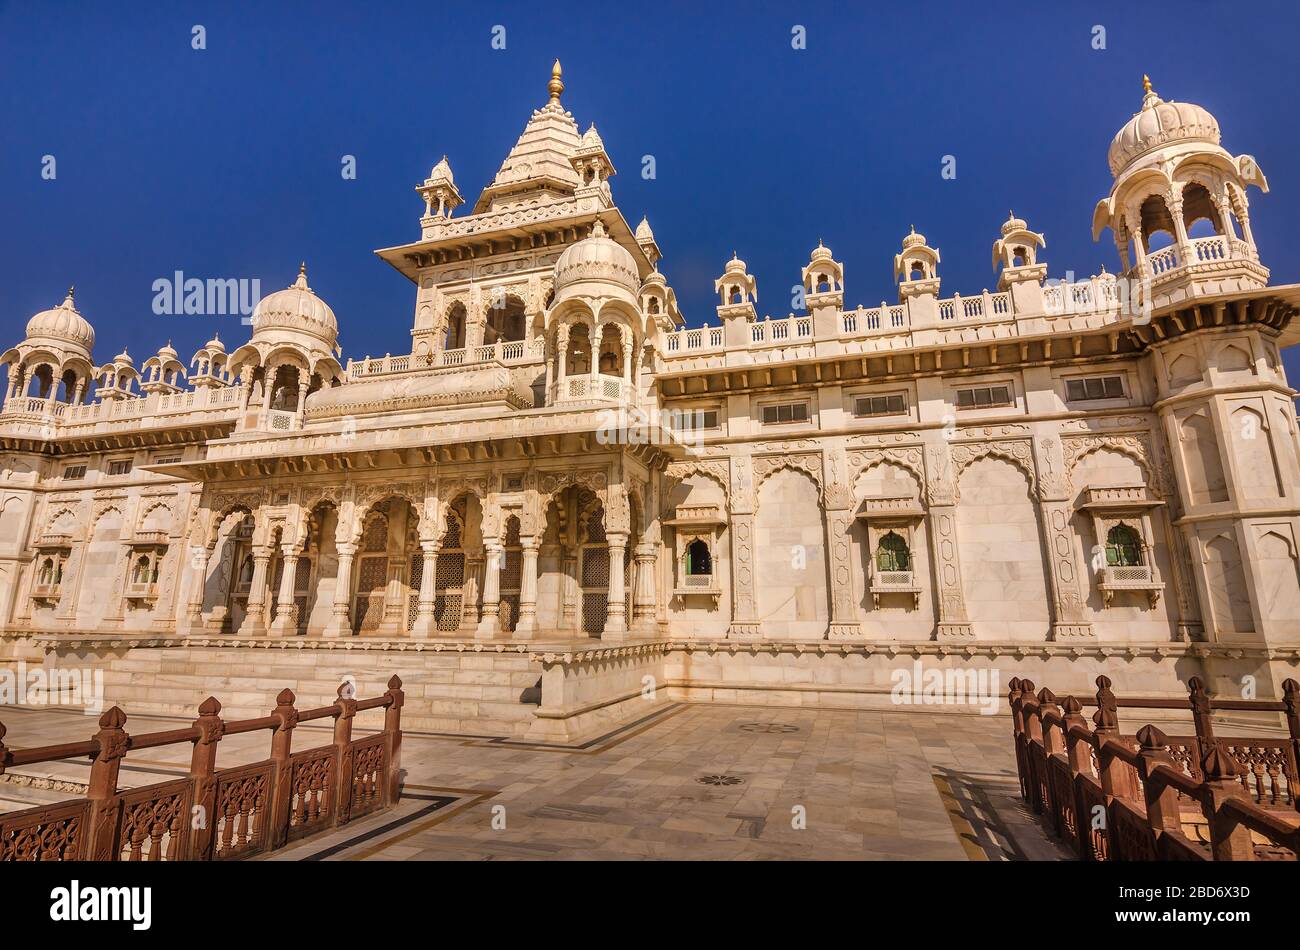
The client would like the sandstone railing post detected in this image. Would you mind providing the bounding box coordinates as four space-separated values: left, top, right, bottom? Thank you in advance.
1187 676 1215 761
1007 678 1027 800
384 676 405 806
1019 679 1042 813
1199 740 1254 861
1135 725 1182 839
86 706 129 861
1093 675 1136 801
1037 688 1062 833
1061 696 1092 859
333 682 358 825
268 688 299 849
189 697 224 860
1281 678 1299 807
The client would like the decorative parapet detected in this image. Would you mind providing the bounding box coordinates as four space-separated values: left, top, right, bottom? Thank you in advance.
347 339 542 380
0 385 243 435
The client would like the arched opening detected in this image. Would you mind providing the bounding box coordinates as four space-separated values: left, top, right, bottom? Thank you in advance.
433 498 468 633
485 296 526 344
1139 194 1176 252
1181 182 1222 238
29 364 53 399
498 515 523 632
269 365 301 411
875 531 911 572
352 506 391 634
596 324 623 377
443 303 467 351
566 324 592 376
1105 523 1143 567
685 538 712 576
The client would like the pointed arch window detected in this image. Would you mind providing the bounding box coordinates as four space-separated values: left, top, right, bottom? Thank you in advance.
1105 524 1143 567
875 531 911 572
685 538 712 577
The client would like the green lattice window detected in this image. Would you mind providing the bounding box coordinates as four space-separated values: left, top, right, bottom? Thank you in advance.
876 532 911 572
1105 524 1143 567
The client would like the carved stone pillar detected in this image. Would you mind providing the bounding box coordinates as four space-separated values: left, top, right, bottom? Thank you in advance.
323 542 355 638
823 444 861 640
410 539 440 638
1034 437 1095 641
460 554 483 635
604 531 628 640
925 443 972 640
269 547 300 636
477 541 503 639
237 547 273 636
632 541 657 635
182 544 211 633
294 382 308 428
727 454 761 638
378 559 406 636
515 537 540 638
560 548 578 631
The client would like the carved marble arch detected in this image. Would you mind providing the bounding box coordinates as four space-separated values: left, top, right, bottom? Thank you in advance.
846 447 926 502
664 460 730 514
295 498 339 556
752 454 824 506
136 499 174 533
950 440 1036 501
348 482 428 546
537 469 608 511
433 476 489 537
1061 434 1162 498
41 505 82 542
91 502 126 533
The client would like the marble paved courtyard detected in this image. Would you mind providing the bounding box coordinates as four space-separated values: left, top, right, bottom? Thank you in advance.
0 702 1070 860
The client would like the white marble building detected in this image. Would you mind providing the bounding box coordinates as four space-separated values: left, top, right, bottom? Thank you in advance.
1 67 1297 738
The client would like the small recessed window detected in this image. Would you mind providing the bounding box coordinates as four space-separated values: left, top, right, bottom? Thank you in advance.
1065 375 1125 402
761 402 810 425
153 455 181 465
955 385 1012 410
62 465 87 480
673 409 720 433
854 393 907 418
107 459 133 476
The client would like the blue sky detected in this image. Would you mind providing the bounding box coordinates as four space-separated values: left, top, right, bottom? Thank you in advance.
3 0 1299 377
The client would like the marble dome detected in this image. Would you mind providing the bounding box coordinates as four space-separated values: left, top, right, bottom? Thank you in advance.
552 218 640 296
26 290 95 354
251 265 338 345
1107 79 1220 176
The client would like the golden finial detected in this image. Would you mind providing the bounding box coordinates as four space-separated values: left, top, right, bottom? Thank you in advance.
548 59 564 103
1142 74 1152 95
67 285 75 300
299 261 307 276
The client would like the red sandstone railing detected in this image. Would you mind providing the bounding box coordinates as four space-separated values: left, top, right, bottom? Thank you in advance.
1008 675 1300 861
0 676 404 861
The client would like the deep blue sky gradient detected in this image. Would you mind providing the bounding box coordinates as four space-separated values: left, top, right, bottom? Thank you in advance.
3 1 1299 377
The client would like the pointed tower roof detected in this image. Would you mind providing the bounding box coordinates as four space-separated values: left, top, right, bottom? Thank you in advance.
473 60 584 213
